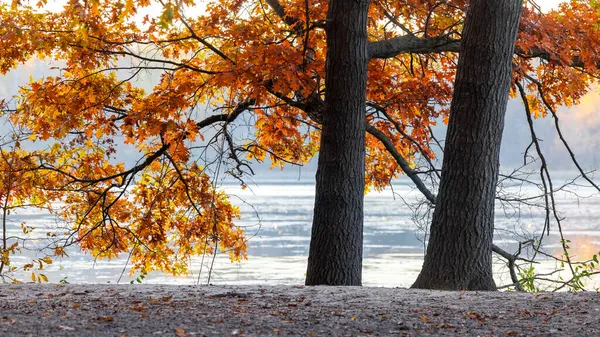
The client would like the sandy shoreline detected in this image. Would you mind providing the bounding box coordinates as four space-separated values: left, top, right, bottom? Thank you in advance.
0 284 598 336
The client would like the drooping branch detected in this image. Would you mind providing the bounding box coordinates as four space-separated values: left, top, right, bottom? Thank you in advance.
38 143 170 187
521 73 600 193
365 124 437 204
515 78 575 275
368 102 441 179
366 120 524 283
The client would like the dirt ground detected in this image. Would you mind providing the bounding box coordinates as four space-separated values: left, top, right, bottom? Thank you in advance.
0 284 599 336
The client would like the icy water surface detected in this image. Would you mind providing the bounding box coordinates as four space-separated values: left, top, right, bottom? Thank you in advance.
5 176 600 288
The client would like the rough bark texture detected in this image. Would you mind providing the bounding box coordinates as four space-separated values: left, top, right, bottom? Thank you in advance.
368 34 459 59
305 0 369 286
412 0 523 290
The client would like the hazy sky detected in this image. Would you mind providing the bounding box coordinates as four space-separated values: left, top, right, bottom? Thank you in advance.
539 0 566 11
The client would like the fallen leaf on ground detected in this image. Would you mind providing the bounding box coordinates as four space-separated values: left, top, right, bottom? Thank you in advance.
175 328 186 337
130 305 148 311
232 306 248 313
465 312 486 322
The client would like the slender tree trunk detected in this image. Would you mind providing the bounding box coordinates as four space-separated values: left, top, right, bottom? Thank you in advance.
305 0 369 285
412 0 523 290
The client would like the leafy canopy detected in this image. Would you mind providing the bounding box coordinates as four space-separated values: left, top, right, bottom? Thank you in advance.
0 0 599 279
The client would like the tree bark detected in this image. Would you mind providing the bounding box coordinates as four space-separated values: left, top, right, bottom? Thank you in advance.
412 0 523 290
305 0 369 285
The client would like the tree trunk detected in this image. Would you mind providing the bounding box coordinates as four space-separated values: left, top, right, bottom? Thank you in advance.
305 0 369 285
412 0 523 290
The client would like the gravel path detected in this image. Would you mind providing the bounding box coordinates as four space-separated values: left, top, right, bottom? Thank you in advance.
0 284 598 336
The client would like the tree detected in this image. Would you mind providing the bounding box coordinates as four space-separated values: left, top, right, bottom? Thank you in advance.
305 0 369 286
0 124 56 283
0 0 599 284
412 0 523 290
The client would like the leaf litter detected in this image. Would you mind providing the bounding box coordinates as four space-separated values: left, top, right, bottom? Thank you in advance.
0 284 599 336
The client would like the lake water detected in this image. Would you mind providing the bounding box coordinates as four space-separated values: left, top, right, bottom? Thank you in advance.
5 176 600 289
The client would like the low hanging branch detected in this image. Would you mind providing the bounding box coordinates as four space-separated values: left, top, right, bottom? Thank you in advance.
365 124 437 204
522 72 600 193
515 78 575 276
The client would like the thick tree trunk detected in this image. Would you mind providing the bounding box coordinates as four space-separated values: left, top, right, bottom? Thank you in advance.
305 0 369 285
412 0 523 290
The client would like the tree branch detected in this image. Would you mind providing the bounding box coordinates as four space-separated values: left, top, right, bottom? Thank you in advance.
196 99 255 129
365 124 437 204
368 34 600 72
368 34 460 59
264 0 298 27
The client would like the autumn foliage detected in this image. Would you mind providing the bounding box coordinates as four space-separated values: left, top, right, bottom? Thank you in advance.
0 0 599 281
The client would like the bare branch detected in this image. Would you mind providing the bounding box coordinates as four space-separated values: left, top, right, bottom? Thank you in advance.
522 73 600 193
515 78 575 275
